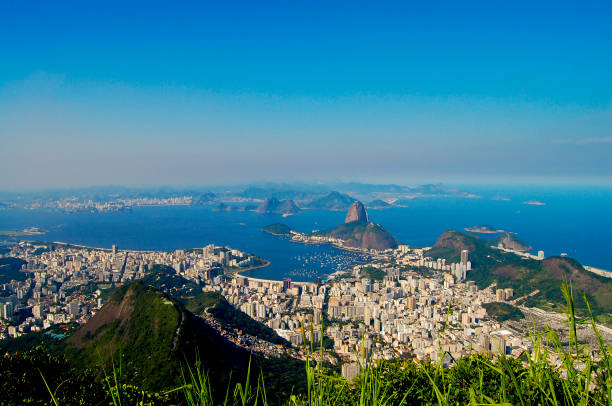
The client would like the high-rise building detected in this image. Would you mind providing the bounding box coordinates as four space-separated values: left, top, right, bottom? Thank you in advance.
406 296 416 310
490 335 506 355
496 289 506 301
364 306 372 325
67 301 80 316
1 302 14 319
479 334 490 353
341 363 361 382
461 249 469 265
218 251 227 265
112 244 118 255
283 278 292 290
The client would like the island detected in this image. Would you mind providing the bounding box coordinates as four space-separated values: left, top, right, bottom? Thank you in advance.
524 200 546 206
262 223 294 236
213 203 257 212
255 197 300 215
464 225 504 234
366 199 392 209
0 227 48 237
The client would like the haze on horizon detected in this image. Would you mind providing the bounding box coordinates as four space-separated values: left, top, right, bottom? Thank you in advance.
1 1 611 190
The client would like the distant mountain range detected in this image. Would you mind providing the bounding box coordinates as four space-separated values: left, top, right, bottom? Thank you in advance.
0 182 478 213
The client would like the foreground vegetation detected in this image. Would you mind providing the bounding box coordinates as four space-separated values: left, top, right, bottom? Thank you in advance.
1 283 610 405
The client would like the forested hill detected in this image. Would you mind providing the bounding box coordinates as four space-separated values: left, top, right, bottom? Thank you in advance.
426 230 612 323
141 264 288 345
0 257 28 283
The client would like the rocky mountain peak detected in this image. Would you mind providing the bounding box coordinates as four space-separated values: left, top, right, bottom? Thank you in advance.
345 201 369 223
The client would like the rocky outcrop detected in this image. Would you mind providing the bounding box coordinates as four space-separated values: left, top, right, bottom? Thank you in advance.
313 202 397 250
492 232 532 252
256 198 300 215
345 201 369 223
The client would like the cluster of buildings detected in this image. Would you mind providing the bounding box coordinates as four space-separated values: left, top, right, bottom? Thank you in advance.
290 232 345 248
0 241 259 339
396 246 472 280
18 196 196 213
198 246 536 381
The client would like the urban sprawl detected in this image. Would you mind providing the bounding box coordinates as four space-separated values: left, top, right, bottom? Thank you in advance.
0 239 565 382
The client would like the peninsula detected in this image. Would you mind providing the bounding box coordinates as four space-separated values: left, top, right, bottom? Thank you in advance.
263 201 398 251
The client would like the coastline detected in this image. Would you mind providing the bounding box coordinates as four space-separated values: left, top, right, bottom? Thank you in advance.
584 265 612 279
227 259 271 276
233 261 317 287
263 228 376 255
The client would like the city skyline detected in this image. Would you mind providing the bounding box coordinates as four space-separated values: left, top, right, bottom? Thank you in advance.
1 1 611 189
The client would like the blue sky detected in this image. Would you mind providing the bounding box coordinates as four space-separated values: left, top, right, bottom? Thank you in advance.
1 0 611 189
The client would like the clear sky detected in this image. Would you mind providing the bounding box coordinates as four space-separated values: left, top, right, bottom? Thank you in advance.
1 0 611 189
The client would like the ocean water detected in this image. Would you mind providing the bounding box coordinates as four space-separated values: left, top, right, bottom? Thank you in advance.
0 185 610 281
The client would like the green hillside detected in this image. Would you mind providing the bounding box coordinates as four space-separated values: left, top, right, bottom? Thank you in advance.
0 257 28 283
68 281 187 389
186 291 289 346
483 302 525 322
426 230 612 322
361 265 387 281
142 264 287 344
66 280 303 401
